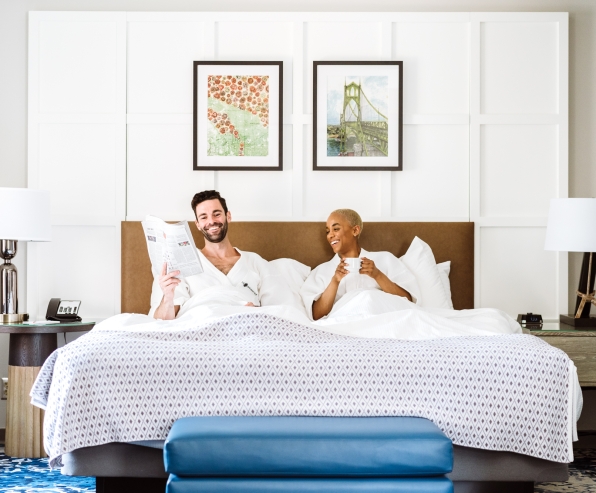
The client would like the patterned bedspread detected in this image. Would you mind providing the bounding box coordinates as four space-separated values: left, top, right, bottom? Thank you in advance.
31 312 575 467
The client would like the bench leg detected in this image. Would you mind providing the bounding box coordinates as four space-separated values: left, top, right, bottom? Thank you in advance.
96 477 167 493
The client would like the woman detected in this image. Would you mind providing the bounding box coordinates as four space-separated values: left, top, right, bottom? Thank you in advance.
300 209 420 321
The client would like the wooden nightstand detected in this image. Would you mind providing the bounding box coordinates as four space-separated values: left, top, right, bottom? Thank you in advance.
530 322 596 388
0 320 95 458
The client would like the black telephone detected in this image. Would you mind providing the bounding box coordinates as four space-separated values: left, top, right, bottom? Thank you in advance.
46 298 82 322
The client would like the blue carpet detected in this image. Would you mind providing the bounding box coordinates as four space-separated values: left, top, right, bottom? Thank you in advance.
0 453 94 492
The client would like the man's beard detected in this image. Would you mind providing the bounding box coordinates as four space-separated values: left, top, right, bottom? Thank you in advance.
200 219 229 243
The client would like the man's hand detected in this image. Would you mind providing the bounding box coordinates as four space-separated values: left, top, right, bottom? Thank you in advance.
245 302 256 307
333 259 349 284
159 262 180 302
154 263 182 320
360 257 380 280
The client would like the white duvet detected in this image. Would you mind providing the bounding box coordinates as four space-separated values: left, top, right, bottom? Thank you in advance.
175 286 522 341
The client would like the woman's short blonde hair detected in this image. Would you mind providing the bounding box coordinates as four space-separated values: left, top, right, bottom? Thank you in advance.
331 209 363 236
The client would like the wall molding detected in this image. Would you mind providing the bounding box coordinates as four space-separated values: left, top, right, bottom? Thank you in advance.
27 11 568 319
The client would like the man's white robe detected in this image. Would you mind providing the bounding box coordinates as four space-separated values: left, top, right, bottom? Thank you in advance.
149 249 291 317
300 249 421 320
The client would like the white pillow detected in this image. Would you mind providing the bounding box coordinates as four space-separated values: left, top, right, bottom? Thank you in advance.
267 258 311 314
437 261 454 310
400 237 451 309
269 258 311 293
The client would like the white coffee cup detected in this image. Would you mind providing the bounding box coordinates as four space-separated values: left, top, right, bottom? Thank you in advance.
343 257 362 274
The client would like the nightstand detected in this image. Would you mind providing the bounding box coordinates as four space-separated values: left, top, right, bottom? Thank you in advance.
530 322 596 388
0 320 95 458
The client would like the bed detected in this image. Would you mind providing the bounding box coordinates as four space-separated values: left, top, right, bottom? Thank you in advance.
39 221 573 493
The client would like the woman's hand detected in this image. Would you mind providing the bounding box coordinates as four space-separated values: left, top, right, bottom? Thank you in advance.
313 259 348 320
360 257 413 302
333 259 349 283
359 257 380 279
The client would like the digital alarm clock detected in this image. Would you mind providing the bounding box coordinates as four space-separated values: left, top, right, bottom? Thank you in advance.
516 313 543 329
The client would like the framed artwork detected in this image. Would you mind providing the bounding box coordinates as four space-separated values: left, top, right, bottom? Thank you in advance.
193 61 283 171
313 61 403 171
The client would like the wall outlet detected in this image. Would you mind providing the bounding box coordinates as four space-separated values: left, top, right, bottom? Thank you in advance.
1 377 7 400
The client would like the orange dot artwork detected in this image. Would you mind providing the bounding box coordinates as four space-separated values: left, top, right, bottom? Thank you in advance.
207 74 270 157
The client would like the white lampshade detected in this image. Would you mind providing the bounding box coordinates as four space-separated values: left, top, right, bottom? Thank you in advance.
544 198 596 252
0 187 51 241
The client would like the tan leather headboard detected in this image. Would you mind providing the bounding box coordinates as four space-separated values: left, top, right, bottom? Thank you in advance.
122 221 474 314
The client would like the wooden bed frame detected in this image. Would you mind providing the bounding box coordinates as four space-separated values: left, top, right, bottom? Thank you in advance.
61 221 568 493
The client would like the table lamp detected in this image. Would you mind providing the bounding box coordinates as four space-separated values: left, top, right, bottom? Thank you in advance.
0 188 51 323
545 198 596 328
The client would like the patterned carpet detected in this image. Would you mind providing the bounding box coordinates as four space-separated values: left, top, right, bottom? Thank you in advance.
1 450 595 492
0 454 94 492
535 448 596 492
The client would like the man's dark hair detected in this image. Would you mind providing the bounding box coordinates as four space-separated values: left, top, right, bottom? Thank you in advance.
191 190 228 219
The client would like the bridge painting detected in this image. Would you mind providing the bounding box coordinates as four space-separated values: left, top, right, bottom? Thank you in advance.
326 76 389 157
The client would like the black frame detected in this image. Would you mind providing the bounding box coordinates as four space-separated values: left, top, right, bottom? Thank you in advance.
313 61 403 171
193 61 283 171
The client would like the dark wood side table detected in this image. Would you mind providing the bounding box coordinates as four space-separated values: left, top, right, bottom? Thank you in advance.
530 322 596 388
0 321 95 458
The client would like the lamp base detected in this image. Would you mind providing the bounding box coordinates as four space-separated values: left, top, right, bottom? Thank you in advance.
560 314 596 329
1 313 29 324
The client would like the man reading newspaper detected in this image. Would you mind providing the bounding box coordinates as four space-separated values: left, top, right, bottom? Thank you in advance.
149 190 290 320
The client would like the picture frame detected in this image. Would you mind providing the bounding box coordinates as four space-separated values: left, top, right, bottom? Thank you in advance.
313 61 403 171
193 61 283 171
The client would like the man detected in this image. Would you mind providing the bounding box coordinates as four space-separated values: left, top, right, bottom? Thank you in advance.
150 190 284 319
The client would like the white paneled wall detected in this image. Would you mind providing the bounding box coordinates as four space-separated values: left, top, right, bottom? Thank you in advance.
394 125 469 218
28 11 568 320
480 227 559 317
28 12 126 320
480 21 559 115
479 125 558 218
469 13 568 319
392 18 471 221
394 21 470 117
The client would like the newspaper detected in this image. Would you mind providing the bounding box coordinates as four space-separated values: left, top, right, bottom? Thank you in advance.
141 215 203 278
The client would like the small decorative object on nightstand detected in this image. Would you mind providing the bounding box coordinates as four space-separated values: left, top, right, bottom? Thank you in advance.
0 188 51 323
517 313 543 329
545 198 596 328
0 320 95 458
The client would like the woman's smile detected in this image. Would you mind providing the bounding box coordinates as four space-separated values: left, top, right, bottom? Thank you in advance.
326 213 359 257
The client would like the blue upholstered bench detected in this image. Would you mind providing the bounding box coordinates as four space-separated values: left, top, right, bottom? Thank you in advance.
164 416 453 493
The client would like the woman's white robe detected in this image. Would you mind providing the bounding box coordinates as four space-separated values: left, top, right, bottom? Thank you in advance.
300 249 421 320
299 248 521 338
